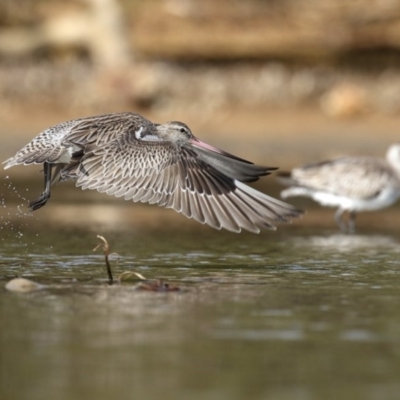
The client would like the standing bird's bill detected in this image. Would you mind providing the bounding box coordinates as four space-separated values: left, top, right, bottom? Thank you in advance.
277 144 400 233
4 112 302 233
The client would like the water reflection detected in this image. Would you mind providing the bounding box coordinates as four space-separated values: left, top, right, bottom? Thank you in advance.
292 233 400 252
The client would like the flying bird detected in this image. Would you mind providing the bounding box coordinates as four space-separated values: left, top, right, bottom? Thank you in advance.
4 112 302 233
278 144 400 232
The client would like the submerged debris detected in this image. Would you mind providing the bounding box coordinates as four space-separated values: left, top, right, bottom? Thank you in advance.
137 280 180 292
5 277 43 293
94 235 180 291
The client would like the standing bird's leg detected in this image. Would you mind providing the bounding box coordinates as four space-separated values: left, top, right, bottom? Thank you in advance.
334 208 348 232
29 162 52 211
348 211 357 234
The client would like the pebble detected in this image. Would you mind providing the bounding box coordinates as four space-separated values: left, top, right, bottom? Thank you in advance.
5 277 43 293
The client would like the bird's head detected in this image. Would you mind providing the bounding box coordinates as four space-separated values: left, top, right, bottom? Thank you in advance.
156 121 194 143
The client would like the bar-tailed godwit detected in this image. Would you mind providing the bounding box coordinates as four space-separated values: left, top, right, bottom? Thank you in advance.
278 144 400 232
4 112 302 233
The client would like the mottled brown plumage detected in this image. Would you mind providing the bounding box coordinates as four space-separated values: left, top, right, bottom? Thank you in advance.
4 112 302 233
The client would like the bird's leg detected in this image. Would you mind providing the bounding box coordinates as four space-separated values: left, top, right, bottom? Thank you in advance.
29 162 52 211
348 211 357 234
334 208 348 232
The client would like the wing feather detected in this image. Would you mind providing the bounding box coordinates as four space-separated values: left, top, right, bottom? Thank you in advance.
3 112 153 170
69 134 301 232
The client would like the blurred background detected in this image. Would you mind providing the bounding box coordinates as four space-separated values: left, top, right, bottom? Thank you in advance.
4 4 400 400
1 0 400 184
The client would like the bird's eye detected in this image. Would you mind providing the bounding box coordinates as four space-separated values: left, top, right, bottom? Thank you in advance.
180 128 186 133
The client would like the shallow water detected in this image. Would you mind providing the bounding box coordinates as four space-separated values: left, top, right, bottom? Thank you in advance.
1 200 400 400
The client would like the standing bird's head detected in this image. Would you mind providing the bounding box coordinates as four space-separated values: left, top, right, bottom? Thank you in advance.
386 143 400 175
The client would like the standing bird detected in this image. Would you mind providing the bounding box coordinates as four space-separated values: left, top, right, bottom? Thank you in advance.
277 144 400 232
3 112 302 233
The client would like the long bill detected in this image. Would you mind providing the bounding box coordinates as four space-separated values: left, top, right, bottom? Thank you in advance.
188 138 277 182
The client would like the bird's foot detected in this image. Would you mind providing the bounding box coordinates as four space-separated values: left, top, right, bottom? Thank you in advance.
347 222 356 234
347 211 356 234
29 193 50 211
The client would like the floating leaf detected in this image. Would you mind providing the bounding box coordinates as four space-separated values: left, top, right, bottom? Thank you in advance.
118 271 147 282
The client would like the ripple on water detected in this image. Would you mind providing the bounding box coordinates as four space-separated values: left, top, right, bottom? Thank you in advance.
214 329 304 341
340 329 381 342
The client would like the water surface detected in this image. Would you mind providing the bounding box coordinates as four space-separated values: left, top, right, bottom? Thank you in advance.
1 201 400 400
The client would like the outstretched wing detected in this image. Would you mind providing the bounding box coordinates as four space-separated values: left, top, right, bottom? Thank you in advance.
63 113 152 147
3 120 79 169
69 135 301 233
3 113 151 169
290 157 393 199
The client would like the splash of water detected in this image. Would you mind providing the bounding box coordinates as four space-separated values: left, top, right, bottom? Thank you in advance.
1 176 38 250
